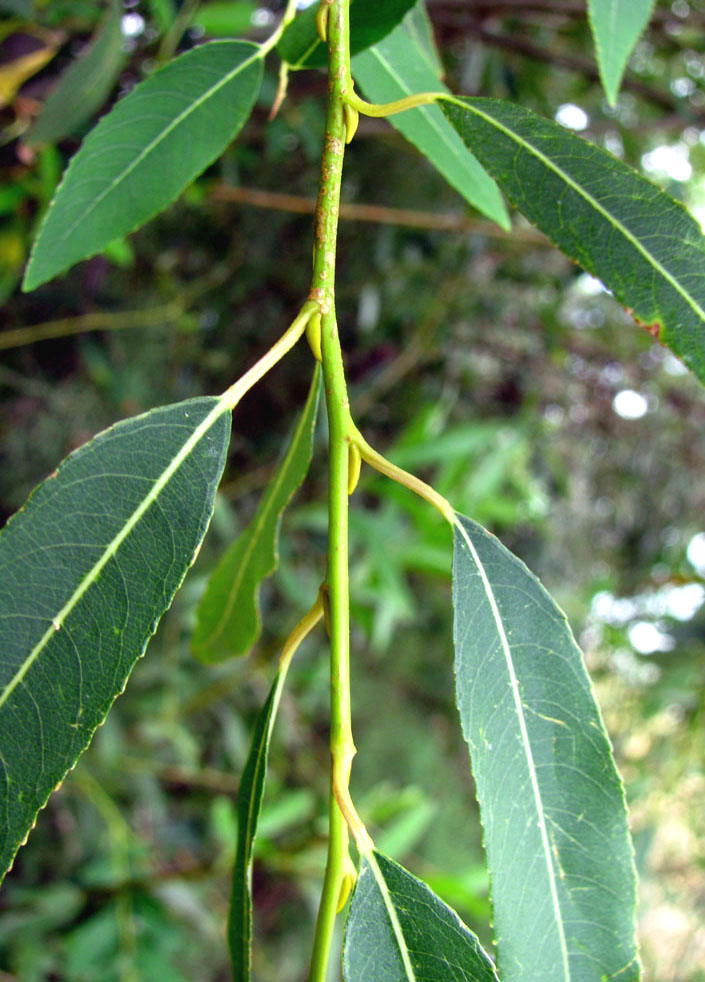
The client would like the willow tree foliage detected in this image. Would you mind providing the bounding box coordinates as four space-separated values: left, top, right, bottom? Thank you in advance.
3 1 704 978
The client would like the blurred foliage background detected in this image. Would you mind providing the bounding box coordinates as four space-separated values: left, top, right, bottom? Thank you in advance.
1 0 705 979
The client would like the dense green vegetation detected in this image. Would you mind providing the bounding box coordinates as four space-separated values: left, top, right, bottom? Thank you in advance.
1 1 704 979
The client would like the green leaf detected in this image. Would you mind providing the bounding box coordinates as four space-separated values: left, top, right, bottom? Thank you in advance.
442 97 705 385
277 0 416 70
352 24 509 230
588 0 656 106
228 669 286 981
23 40 263 291
26 0 127 147
403 0 443 79
344 850 499 982
0 398 231 881
192 366 320 662
191 1 256 37
452 514 639 982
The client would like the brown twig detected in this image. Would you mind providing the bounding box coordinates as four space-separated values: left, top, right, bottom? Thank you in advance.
211 184 545 242
0 301 183 352
0 258 232 352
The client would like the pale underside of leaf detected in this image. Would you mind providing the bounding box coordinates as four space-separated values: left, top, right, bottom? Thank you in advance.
351 26 509 230
452 514 639 982
0 397 231 880
587 0 656 106
454 519 569 977
23 40 263 290
442 97 705 386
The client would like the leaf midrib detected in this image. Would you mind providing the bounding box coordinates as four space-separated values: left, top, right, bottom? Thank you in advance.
49 41 262 252
366 852 417 981
448 97 705 327
454 518 570 981
0 398 229 713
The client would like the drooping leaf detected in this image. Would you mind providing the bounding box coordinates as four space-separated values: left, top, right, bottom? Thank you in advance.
352 24 509 230
588 0 656 106
277 0 416 70
228 669 286 981
191 1 256 37
402 0 443 78
452 514 639 982
442 97 705 385
344 850 499 982
26 0 127 147
192 366 320 662
23 40 263 291
0 398 231 880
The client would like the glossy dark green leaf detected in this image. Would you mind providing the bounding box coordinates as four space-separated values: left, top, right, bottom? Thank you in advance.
352 24 509 229
344 850 499 982
453 514 639 982
0 398 231 880
192 366 320 662
23 40 262 291
277 0 416 70
588 0 656 105
228 669 286 981
26 0 127 147
443 97 705 385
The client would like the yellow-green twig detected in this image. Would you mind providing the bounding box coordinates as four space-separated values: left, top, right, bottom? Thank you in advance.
220 302 317 411
351 426 456 525
344 88 445 118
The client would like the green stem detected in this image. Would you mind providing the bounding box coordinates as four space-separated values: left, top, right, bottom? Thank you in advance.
307 2 359 979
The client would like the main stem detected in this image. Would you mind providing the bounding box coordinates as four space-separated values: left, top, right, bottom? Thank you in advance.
307 2 356 979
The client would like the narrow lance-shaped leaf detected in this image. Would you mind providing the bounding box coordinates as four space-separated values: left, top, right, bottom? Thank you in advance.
344 849 500 982
442 97 705 386
403 0 443 78
192 366 320 662
588 0 656 106
26 0 127 147
228 670 286 981
277 0 416 69
352 22 509 230
453 514 639 982
0 398 231 880
229 593 322 980
23 40 263 291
